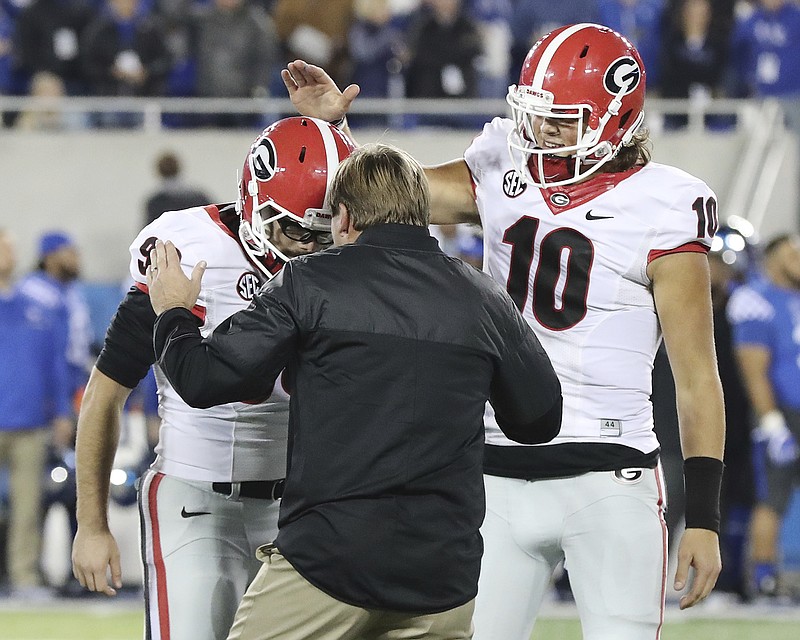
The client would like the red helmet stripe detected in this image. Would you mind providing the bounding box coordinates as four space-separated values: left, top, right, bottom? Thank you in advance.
306 117 341 204
531 23 598 90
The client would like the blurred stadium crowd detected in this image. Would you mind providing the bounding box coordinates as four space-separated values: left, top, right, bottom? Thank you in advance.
0 0 799 129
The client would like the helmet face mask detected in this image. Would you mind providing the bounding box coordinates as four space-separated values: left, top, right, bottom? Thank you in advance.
236 116 355 277
507 23 646 188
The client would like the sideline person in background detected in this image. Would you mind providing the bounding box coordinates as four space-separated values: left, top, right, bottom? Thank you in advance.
20 231 93 406
71 117 353 640
728 232 800 599
18 230 93 596
147 143 563 640
284 21 726 640
144 151 213 226
708 225 755 601
0 228 73 599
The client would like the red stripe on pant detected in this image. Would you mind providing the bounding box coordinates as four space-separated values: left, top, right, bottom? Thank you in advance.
149 472 170 638
654 467 668 640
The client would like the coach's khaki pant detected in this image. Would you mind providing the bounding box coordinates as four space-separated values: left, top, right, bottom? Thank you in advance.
227 544 475 640
0 427 50 588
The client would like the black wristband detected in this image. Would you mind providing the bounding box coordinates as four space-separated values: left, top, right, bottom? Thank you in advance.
683 456 724 533
328 115 347 129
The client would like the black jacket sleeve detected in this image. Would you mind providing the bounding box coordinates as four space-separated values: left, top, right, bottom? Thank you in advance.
489 314 562 445
95 287 157 389
153 282 299 409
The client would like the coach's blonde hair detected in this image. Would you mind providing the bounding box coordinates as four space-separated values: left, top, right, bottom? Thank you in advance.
328 143 430 230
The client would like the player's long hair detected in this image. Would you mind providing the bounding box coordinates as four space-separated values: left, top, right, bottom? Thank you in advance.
603 128 652 173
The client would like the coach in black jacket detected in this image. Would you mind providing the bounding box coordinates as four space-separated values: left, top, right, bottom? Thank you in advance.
148 144 562 640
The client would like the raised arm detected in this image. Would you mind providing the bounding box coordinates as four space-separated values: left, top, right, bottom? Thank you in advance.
424 161 481 225
282 60 480 227
282 60 360 135
649 251 725 610
72 367 133 596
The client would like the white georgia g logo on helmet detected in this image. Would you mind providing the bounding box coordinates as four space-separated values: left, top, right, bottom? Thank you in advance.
603 56 641 96
252 138 278 181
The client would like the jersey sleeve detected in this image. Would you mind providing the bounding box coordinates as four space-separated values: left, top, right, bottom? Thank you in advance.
464 117 514 187
647 171 718 264
95 287 157 389
727 285 775 349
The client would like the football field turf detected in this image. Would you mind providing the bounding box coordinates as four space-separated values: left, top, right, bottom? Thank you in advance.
1 600 799 640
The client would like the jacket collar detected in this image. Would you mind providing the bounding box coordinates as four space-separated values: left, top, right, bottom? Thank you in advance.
354 223 441 252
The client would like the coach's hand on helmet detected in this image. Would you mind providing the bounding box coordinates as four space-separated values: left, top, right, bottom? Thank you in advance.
146 240 206 315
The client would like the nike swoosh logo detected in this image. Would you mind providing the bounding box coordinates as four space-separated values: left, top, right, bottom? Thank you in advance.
585 210 614 221
181 507 211 518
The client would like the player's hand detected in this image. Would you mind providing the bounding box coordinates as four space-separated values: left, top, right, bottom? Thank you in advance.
752 410 799 466
282 59 360 122
72 527 122 597
673 527 722 609
146 240 206 315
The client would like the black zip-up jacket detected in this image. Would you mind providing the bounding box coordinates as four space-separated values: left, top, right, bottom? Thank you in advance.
154 223 562 613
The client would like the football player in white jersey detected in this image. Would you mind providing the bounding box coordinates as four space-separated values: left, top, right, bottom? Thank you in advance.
283 22 725 640
71 117 354 640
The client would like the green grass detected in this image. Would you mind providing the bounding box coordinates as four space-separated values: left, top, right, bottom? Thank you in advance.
1 609 799 640
531 618 800 640
0 610 142 640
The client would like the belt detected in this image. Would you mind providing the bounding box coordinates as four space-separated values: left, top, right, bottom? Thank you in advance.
212 479 285 501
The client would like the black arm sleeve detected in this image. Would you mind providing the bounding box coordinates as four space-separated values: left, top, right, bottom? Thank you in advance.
95 287 158 389
153 290 299 409
490 319 563 445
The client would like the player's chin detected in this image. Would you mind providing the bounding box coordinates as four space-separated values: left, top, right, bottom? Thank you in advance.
289 244 317 256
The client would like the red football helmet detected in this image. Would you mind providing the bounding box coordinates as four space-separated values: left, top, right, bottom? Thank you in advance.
506 23 646 187
236 116 355 277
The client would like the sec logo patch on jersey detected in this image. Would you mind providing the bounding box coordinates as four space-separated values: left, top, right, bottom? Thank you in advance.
503 170 527 198
237 271 262 301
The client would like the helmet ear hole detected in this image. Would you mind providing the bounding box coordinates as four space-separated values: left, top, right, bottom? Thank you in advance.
619 109 632 129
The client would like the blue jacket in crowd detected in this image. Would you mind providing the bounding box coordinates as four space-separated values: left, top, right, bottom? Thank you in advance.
730 2 800 98
0 282 73 430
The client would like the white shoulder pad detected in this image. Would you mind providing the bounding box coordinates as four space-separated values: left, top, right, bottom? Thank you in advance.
464 117 515 186
644 163 719 254
128 207 219 285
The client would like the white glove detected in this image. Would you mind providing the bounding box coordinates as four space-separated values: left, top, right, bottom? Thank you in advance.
753 410 799 466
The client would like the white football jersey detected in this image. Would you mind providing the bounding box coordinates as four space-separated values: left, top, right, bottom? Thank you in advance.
130 206 288 482
466 118 717 454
